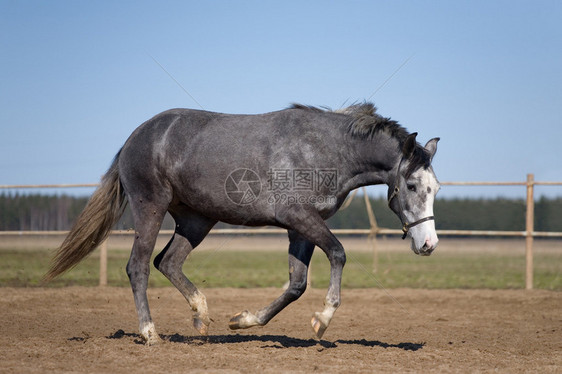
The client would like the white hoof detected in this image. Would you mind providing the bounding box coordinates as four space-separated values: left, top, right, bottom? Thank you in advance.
140 322 162 345
229 310 260 330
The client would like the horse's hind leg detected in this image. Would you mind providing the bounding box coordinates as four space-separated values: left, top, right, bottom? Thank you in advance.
229 229 314 330
126 197 170 345
154 207 216 335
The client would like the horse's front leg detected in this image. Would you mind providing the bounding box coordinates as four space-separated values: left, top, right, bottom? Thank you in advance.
310 239 346 339
284 210 346 339
229 208 346 340
281 211 346 339
229 230 314 329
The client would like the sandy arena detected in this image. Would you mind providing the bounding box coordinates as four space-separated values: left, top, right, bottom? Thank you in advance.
1 286 560 373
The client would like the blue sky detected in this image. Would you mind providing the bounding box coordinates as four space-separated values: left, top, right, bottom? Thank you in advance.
1 1 561 198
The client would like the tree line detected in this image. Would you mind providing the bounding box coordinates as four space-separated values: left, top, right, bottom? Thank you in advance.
327 195 562 232
0 192 561 233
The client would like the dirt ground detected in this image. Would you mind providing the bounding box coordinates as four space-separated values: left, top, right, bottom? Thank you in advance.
1 287 560 373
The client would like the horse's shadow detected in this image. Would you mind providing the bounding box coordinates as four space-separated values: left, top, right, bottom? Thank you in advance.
103 329 424 352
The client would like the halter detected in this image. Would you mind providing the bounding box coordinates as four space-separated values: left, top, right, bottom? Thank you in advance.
388 159 435 240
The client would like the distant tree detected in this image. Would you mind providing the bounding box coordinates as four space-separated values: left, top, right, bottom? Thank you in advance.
0 192 560 233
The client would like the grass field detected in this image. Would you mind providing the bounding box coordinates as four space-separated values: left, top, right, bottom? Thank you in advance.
1 235 560 290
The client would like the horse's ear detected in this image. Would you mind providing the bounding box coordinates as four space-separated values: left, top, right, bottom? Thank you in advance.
402 132 417 158
424 137 440 161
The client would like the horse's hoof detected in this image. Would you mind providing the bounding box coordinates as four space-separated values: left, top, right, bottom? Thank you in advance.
193 317 209 336
311 313 328 340
141 322 163 346
229 310 247 329
145 333 163 346
229 310 258 330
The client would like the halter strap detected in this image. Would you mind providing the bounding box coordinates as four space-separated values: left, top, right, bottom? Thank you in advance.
402 216 435 239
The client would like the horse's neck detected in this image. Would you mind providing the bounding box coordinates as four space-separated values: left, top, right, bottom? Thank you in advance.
338 134 401 194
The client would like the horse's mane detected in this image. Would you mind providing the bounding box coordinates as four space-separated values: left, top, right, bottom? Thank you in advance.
289 102 407 140
288 102 432 176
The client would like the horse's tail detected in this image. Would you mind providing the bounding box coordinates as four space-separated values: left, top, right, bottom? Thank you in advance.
44 150 127 281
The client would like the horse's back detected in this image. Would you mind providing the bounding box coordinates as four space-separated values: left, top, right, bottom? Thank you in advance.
117 107 345 224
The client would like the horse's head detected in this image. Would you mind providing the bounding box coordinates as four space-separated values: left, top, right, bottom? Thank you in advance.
388 133 440 256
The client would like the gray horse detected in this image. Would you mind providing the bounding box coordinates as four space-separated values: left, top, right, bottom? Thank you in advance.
45 102 440 344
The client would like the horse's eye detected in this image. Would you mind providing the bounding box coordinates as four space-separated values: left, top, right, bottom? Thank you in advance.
407 184 416 192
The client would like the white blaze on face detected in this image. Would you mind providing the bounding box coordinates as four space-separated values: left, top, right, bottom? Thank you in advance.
403 167 440 255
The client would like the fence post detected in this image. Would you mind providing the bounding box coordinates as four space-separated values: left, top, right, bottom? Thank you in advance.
99 239 107 287
525 174 534 290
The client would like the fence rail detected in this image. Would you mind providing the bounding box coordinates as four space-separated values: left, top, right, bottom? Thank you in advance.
1 228 561 238
1 174 561 289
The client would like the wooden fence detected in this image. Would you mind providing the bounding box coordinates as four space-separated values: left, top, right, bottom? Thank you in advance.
1 173 561 289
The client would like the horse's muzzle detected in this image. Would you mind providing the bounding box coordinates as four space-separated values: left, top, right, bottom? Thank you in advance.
412 237 438 256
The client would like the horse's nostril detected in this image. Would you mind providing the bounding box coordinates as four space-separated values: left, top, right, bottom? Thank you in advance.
419 243 434 256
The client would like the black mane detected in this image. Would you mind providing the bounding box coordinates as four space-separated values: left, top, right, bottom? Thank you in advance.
289 102 407 140
289 101 432 176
